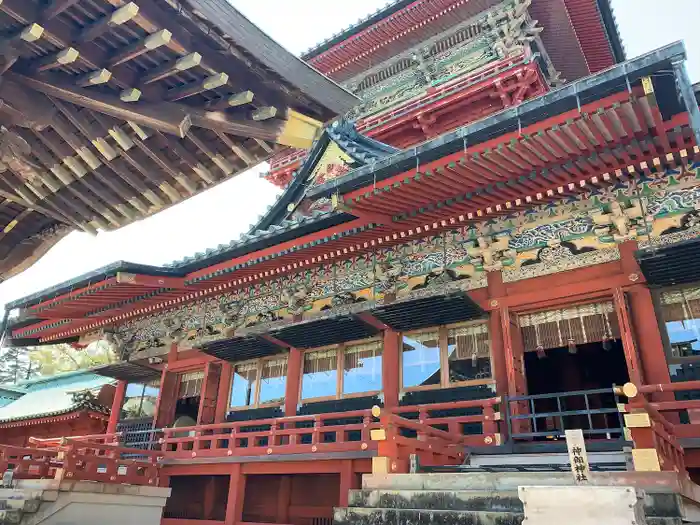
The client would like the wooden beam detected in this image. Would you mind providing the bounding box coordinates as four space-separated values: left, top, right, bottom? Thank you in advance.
108 29 172 67
11 72 192 137
132 137 197 195
165 72 228 102
154 131 216 185
216 132 256 165
205 90 255 111
31 47 79 73
78 2 139 43
75 69 111 87
40 0 82 21
115 272 187 288
188 131 233 176
252 106 277 121
141 52 201 85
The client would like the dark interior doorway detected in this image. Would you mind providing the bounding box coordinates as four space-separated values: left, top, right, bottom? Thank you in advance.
524 340 629 395
522 340 629 438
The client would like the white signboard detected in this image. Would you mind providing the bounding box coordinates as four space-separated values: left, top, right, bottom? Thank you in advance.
565 429 591 484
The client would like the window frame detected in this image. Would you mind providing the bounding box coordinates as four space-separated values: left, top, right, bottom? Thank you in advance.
400 320 495 393
299 336 384 404
228 354 289 411
652 282 700 366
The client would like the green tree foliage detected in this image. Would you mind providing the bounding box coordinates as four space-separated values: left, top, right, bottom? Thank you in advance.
28 341 117 376
0 346 36 384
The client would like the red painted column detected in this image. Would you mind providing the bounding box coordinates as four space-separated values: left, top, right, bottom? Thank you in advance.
154 344 179 428
225 463 246 525
619 240 671 386
613 287 643 386
339 459 356 507
382 329 400 410
198 361 223 425
216 362 233 423
285 347 302 417
487 272 508 397
276 475 292 523
106 380 126 434
628 286 671 385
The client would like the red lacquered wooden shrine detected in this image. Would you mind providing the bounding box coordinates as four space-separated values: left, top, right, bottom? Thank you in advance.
5 1 700 524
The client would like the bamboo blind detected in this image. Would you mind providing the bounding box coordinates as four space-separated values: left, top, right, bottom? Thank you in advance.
660 286 700 323
344 340 383 370
261 357 288 379
519 302 620 352
178 370 205 398
448 323 490 360
303 349 337 374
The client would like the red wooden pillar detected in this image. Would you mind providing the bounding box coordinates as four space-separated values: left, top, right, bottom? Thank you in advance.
276 475 292 523
628 286 671 385
487 273 508 397
382 329 400 410
619 240 671 386
339 459 356 507
225 463 246 525
154 344 180 428
613 287 643 386
285 347 302 417
216 362 233 423
106 380 126 434
198 361 223 425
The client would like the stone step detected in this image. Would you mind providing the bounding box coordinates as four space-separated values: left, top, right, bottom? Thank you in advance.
334 506 524 525
0 508 21 524
646 519 683 525
0 497 40 513
469 451 628 468
348 489 522 513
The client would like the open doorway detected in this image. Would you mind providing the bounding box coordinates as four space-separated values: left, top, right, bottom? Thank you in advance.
173 371 204 426
523 340 629 437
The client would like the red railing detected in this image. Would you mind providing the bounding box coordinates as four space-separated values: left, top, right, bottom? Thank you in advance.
0 438 160 486
28 433 121 448
622 381 697 475
161 409 379 459
371 403 496 473
393 397 502 447
627 394 686 474
161 398 503 460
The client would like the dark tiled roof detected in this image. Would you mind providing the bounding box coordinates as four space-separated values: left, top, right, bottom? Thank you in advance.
250 119 399 234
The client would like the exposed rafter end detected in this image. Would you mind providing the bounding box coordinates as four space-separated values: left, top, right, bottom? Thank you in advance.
32 47 79 72
165 72 228 102
76 69 111 87
109 29 172 68
142 52 201 85
79 2 139 43
252 106 277 121
120 88 141 102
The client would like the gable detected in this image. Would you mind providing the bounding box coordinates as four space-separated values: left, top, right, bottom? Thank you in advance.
249 121 399 235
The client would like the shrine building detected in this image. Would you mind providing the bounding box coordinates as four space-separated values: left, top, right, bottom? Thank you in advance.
2 0 700 524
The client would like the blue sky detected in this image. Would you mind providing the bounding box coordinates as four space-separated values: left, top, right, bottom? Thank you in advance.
0 0 698 310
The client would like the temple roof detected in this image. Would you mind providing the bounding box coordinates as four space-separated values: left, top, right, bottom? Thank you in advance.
5 41 697 345
0 0 357 283
302 0 624 83
0 370 113 423
249 120 398 233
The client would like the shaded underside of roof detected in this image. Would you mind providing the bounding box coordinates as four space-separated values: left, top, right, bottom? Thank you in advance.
0 0 356 284
636 238 700 288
